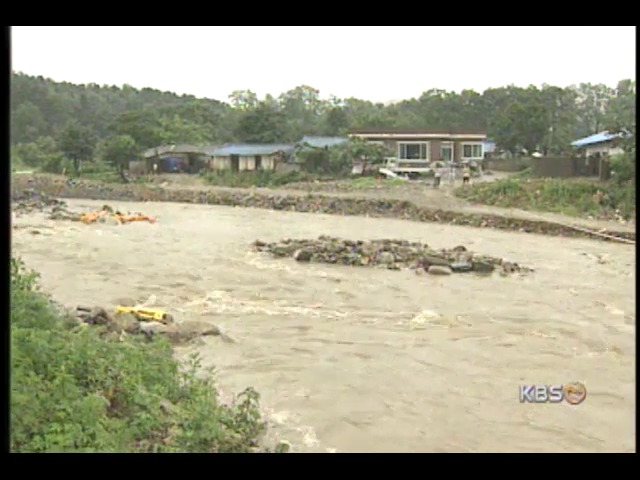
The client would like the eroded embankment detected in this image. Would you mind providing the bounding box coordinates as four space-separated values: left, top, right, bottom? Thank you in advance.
11 176 635 243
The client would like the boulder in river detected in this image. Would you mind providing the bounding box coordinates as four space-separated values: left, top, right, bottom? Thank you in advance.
293 248 313 262
427 265 453 276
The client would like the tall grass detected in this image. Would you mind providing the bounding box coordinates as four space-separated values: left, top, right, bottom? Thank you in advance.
456 177 635 220
200 169 320 188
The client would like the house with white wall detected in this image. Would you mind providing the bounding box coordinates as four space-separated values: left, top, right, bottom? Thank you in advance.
571 131 627 158
349 128 487 167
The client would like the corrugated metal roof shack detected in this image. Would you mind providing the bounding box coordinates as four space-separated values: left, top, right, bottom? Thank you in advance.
207 144 295 172
143 144 210 173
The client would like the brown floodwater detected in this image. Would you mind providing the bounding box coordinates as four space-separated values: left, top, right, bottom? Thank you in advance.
11 199 636 452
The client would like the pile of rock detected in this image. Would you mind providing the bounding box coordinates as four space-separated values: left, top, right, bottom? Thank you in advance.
74 306 233 345
11 188 67 217
253 236 533 276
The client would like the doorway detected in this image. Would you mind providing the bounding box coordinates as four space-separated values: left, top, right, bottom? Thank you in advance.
255 155 262 170
230 155 240 173
440 143 453 163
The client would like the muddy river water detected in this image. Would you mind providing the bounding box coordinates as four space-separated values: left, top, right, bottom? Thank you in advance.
12 199 636 452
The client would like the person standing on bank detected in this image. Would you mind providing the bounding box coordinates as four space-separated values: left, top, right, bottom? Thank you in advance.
433 166 442 188
462 164 471 186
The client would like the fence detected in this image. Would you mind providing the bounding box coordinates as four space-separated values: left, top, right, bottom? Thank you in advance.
485 157 531 172
530 157 600 178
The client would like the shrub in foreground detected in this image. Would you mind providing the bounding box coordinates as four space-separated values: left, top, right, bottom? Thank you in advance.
10 258 274 453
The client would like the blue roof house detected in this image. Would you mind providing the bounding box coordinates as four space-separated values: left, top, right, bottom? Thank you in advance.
571 131 627 157
207 143 295 172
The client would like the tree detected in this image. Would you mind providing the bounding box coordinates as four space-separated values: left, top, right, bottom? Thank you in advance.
489 86 550 155
572 83 615 136
347 137 392 164
234 101 288 143
278 85 325 139
100 135 139 181
58 123 97 176
604 80 636 184
606 79 636 132
109 111 165 149
539 85 578 155
11 137 66 173
156 114 213 145
228 90 259 111
11 101 48 144
322 107 349 136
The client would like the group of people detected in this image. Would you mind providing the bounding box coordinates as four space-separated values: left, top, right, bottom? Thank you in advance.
432 164 472 188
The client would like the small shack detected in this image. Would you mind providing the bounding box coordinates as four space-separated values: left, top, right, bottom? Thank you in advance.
206 144 295 172
571 131 626 158
143 144 210 173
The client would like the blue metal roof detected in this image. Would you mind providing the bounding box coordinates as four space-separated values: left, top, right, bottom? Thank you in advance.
298 136 349 149
571 131 624 148
209 143 295 156
483 140 496 153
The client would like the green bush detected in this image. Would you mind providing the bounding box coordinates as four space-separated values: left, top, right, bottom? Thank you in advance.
10 258 273 453
201 169 319 188
297 147 352 175
609 153 635 185
455 177 636 220
11 138 67 174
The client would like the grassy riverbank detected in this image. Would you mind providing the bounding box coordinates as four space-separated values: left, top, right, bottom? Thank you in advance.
10 257 276 453
455 177 636 221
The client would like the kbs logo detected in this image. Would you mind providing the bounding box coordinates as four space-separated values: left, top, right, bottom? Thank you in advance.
519 382 587 405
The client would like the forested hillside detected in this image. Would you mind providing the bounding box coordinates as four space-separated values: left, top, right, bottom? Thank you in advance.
10 72 635 175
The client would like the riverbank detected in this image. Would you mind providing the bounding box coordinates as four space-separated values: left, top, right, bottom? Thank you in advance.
11 174 635 243
10 257 277 453
454 177 636 223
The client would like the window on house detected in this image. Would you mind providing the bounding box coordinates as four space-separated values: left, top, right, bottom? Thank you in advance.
462 144 483 159
398 143 429 160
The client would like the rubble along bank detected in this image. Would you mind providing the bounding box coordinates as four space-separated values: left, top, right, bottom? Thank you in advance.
253 236 533 277
11 176 635 243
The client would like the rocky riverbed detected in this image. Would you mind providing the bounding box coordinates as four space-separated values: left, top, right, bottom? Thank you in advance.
12 187 67 216
253 236 532 276
11 175 636 243
72 305 233 345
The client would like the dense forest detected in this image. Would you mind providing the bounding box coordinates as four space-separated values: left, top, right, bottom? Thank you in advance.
10 71 636 175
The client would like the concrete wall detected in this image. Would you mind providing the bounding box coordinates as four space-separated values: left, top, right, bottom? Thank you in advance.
530 157 600 178
129 160 146 175
210 154 279 172
486 157 531 172
210 157 230 170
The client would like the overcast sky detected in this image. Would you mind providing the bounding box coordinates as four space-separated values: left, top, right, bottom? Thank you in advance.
11 26 636 104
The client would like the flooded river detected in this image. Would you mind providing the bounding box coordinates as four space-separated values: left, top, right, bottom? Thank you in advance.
12 199 636 452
